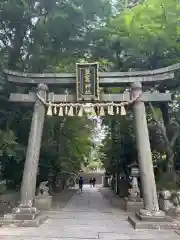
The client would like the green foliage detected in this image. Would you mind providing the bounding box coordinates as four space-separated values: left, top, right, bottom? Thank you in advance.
0 0 112 71
91 0 178 70
0 181 7 194
96 0 180 183
156 172 178 191
0 0 111 186
86 160 103 171
39 115 94 178
100 116 136 176
0 0 180 189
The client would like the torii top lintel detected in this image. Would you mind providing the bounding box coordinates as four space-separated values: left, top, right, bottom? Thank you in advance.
4 63 180 87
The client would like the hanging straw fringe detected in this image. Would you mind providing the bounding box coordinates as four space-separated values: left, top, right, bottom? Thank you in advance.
120 105 126 116
108 105 114 115
47 104 52 116
99 107 105 116
68 106 74 116
53 106 57 115
65 105 68 115
116 106 119 115
58 106 63 116
36 89 142 117
78 107 83 117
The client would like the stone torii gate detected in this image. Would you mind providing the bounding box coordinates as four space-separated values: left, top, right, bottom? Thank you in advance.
4 63 180 228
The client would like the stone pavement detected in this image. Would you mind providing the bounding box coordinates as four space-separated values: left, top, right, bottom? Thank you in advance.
51 188 78 210
0 185 179 239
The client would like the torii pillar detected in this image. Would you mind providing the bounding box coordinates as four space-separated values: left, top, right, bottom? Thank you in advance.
128 82 177 229
11 84 48 226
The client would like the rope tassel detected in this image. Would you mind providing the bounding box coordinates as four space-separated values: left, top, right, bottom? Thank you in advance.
58 106 64 116
116 106 119 115
54 106 57 115
68 106 74 116
47 104 53 116
65 105 68 115
78 107 83 117
99 107 105 116
108 105 114 115
120 105 126 116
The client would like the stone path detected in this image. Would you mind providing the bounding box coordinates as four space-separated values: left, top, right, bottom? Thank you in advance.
0 185 179 239
51 188 77 209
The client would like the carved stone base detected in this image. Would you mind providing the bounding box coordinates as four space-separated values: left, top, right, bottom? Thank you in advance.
1 205 48 227
12 206 40 220
34 195 52 210
128 209 180 229
1 214 48 227
135 211 172 222
124 197 143 212
128 215 180 230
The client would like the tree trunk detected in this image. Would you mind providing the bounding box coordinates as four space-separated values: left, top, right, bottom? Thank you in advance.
158 87 175 175
149 103 177 180
8 24 28 70
158 87 170 127
166 145 176 182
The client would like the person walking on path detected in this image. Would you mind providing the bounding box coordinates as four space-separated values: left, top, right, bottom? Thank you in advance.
78 176 84 193
92 177 96 187
89 178 93 188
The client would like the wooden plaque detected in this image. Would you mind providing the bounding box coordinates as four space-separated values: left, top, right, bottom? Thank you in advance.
76 63 99 101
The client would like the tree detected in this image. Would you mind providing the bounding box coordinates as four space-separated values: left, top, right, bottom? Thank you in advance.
0 0 180 190
0 0 112 71
0 0 112 188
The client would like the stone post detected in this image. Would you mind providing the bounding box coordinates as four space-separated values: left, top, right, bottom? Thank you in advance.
131 82 162 217
13 84 48 220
